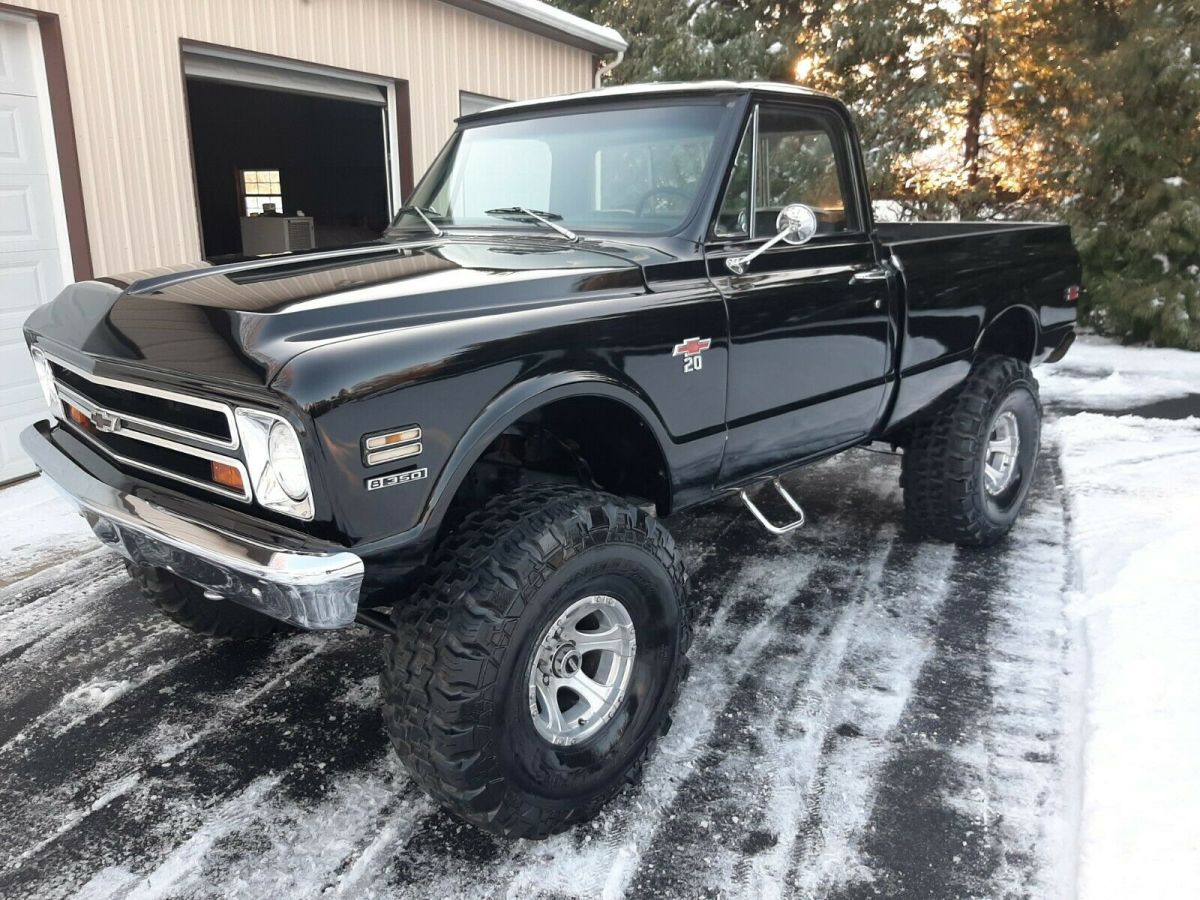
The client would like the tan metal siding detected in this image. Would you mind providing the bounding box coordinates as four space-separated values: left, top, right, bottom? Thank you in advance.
13 0 594 273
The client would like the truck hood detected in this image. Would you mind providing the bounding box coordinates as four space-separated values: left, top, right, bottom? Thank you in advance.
25 239 649 388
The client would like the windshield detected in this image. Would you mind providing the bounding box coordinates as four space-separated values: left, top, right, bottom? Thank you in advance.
392 101 732 237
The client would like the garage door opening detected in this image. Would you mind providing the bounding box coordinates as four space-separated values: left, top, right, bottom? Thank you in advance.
184 56 396 261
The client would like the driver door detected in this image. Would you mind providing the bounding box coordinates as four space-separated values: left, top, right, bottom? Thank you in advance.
707 102 894 485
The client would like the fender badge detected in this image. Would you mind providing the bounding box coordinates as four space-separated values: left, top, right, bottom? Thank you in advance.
366 467 428 491
672 336 711 373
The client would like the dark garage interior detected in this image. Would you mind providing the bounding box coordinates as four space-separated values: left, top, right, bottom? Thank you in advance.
186 78 391 260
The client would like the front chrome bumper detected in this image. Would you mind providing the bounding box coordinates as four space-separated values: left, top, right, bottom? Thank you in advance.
20 422 363 630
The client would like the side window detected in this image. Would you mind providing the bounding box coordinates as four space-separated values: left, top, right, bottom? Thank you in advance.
714 105 857 240
755 106 854 236
715 124 752 237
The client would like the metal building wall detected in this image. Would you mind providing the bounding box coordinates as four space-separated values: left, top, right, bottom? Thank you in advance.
12 0 595 273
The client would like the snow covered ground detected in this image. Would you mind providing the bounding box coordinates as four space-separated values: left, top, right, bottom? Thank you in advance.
0 335 1195 899
1040 337 1200 900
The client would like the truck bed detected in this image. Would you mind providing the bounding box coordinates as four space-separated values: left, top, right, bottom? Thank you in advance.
876 219 1080 430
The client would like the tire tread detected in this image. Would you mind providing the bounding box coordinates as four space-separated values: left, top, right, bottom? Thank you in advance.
901 354 1041 546
381 484 690 839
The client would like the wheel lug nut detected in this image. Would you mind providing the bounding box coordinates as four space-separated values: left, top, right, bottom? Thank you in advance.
542 674 550 685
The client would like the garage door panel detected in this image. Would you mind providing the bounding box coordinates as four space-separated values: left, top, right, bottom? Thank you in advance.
0 173 55 251
0 19 37 97
0 94 48 175
0 332 46 482
0 18 66 481
0 248 53 309
0 399 44 480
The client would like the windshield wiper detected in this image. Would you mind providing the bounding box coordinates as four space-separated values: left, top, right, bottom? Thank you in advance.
485 207 578 242
391 205 444 237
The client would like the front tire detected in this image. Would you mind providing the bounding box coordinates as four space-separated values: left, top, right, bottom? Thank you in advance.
901 354 1041 546
381 485 689 838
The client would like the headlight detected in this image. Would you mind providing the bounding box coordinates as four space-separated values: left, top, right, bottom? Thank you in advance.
29 348 61 417
234 408 314 520
268 421 309 501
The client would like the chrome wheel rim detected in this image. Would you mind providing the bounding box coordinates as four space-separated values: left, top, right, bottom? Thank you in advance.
528 595 637 747
984 410 1021 496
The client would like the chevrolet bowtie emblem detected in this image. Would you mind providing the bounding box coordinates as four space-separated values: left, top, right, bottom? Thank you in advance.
90 410 121 433
672 337 711 374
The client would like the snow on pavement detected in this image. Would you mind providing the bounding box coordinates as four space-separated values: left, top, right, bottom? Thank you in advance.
0 336 1194 898
1054 413 1200 900
1039 333 1200 411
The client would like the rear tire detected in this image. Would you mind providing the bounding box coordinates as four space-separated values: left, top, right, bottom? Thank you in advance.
901 354 1041 546
381 484 689 839
126 563 293 639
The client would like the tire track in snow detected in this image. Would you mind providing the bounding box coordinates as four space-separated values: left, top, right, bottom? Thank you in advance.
0 575 198 752
823 453 1071 900
628 453 960 898
625 523 902 897
742 535 958 900
0 631 382 894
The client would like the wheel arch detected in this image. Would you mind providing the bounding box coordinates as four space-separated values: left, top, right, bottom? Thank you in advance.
974 304 1040 364
419 374 675 537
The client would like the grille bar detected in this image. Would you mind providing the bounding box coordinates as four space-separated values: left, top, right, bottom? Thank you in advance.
47 355 238 451
46 354 250 503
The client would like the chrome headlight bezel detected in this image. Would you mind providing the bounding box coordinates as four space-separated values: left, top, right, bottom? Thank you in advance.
29 347 62 419
234 408 314 521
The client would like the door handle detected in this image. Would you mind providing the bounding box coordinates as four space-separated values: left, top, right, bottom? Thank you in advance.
849 267 889 284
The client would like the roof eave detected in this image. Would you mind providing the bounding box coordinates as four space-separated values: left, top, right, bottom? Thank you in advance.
441 0 627 55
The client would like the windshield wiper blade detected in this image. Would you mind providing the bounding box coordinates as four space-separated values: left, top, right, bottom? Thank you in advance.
485 206 578 242
392 205 444 237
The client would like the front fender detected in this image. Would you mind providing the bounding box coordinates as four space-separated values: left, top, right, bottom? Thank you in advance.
418 373 676 534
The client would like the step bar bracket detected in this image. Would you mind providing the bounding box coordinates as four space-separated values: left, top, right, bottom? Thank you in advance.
739 478 806 535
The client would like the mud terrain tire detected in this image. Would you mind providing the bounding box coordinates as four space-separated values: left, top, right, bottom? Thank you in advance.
901 354 1041 546
126 563 293 639
381 485 690 839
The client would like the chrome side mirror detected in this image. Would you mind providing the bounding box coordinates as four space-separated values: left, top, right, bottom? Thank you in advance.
726 204 819 275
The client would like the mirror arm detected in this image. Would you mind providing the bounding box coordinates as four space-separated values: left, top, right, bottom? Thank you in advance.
726 228 790 276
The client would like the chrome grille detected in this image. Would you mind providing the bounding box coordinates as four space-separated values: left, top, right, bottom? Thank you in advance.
45 354 250 502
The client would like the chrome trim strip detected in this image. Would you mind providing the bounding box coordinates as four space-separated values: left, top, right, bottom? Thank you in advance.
57 383 252 503
45 352 239 451
365 442 422 466
364 426 422 451
20 422 362 630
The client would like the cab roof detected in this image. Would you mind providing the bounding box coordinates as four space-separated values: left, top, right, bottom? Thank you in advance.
457 81 837 124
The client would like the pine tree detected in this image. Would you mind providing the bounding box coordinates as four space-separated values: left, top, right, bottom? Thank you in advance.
554 2 825 84
802 1 1083 216
1067 0 1200 347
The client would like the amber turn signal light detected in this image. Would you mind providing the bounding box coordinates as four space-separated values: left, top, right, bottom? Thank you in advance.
211 461 245 492
65 403 96 433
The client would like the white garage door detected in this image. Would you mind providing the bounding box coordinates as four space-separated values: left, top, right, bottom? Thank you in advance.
0 15 69 483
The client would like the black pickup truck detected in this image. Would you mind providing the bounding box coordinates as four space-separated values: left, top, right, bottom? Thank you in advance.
21 81 1078 838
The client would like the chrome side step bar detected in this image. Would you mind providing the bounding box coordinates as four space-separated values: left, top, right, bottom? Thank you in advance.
739 478 806 535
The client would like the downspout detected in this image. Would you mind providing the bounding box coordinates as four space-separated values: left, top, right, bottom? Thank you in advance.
594 50 625 88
